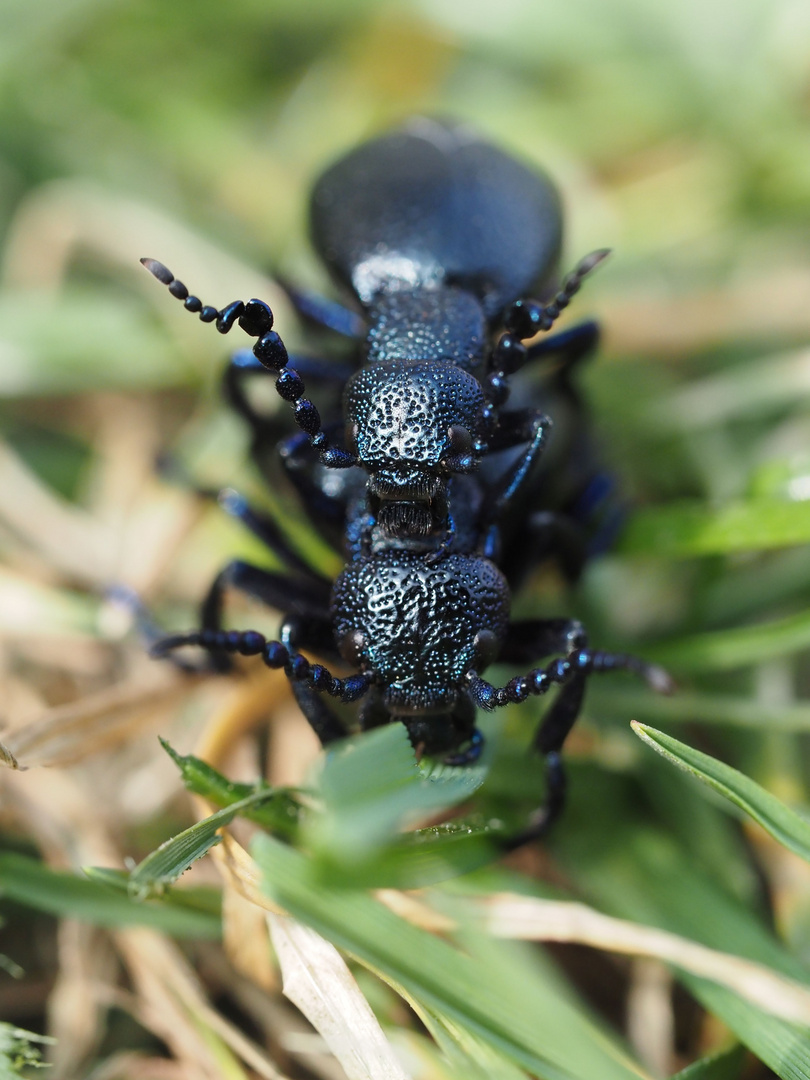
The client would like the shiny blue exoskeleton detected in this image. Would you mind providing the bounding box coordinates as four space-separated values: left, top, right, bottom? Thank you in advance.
145 118 670 847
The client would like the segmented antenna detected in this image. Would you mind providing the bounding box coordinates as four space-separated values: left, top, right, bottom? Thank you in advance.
505 249 611 340
141 258 357 469
483 249 611 406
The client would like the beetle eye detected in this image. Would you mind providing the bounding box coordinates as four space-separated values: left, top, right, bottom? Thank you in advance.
339 628 367 668
472 629 499 670
446 425 472 457
345 422 360 456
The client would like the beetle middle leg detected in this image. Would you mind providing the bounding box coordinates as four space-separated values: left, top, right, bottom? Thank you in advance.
501 509 589 588
467 617 672 846
503 672 589 849
277 279 365 339
523 318 600 384
199 559 330 661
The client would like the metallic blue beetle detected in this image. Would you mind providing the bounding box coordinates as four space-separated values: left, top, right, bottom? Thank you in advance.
146 118 669 846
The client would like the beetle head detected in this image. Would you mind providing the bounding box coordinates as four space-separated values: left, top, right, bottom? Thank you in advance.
333 551 509 718
344 360 485 535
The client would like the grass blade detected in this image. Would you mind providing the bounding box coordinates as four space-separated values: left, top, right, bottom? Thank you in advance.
128 790 279 900
644 608 810 671
632 723 810 863
310 724 488 864
560 825 810 1080
620 499 810 558
267 913 411 1080
670 1044 745 1079
253 834 651 1080
0 852 219 938
161 738 301 837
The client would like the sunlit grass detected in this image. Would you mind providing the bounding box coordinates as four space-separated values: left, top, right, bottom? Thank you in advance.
1 1 810 1077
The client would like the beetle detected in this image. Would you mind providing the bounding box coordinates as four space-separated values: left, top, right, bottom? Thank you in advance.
143 116 611 565
153 450 670 847
145 118 670 846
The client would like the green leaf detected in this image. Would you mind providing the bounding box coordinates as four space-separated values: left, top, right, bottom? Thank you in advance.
0 852 219 938
310 724 488 863
559 825 810 1080
620 499 810 558
253 834 650 1080
671 1044 745 1079
160 738 301 837
679 985 810 1080
632 723 810 863
128 789 277 900
644 607 810 671
83 866 222 916
0 1022 55 1078
593 685 810 731
312 820 498 890
0 290 189 396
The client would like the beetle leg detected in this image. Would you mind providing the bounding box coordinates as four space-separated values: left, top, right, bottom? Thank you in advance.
500 510 589 588
290 682 351 745
443 727 485 767
217 489 332 581
480 411 552 526
277 429 352 535
466 621 672 846
356 685 387 732
277 278 366 339
499 617 587 664
500 673 589 849
197 559 331 672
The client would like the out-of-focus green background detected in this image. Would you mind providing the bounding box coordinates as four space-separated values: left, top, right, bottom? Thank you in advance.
2 3 810 1079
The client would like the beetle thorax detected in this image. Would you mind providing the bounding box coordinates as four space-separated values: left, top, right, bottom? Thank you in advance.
344 359 484 535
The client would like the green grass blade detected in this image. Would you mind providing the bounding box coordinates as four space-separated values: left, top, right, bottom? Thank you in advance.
620 500 810 557
310 724 488 863
311 822 498 889
160 738 301 837
632 723 810 863
670 1044 745 1079
128 790 277 900
593 686 810 731
644 608 810 671
253 834 650 1080
0 852 219 938
678 983 810 1080
561 827 810 1080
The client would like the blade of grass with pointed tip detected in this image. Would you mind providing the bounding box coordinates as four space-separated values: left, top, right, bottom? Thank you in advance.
0 852 219 938
160 738 301 837
632 723 810 863
128 789 277 900
253 834 651 1080
559 827 810 1080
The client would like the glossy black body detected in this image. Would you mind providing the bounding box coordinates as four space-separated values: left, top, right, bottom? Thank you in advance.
310 117 564 536
311 116 561 322
147 119 667 846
